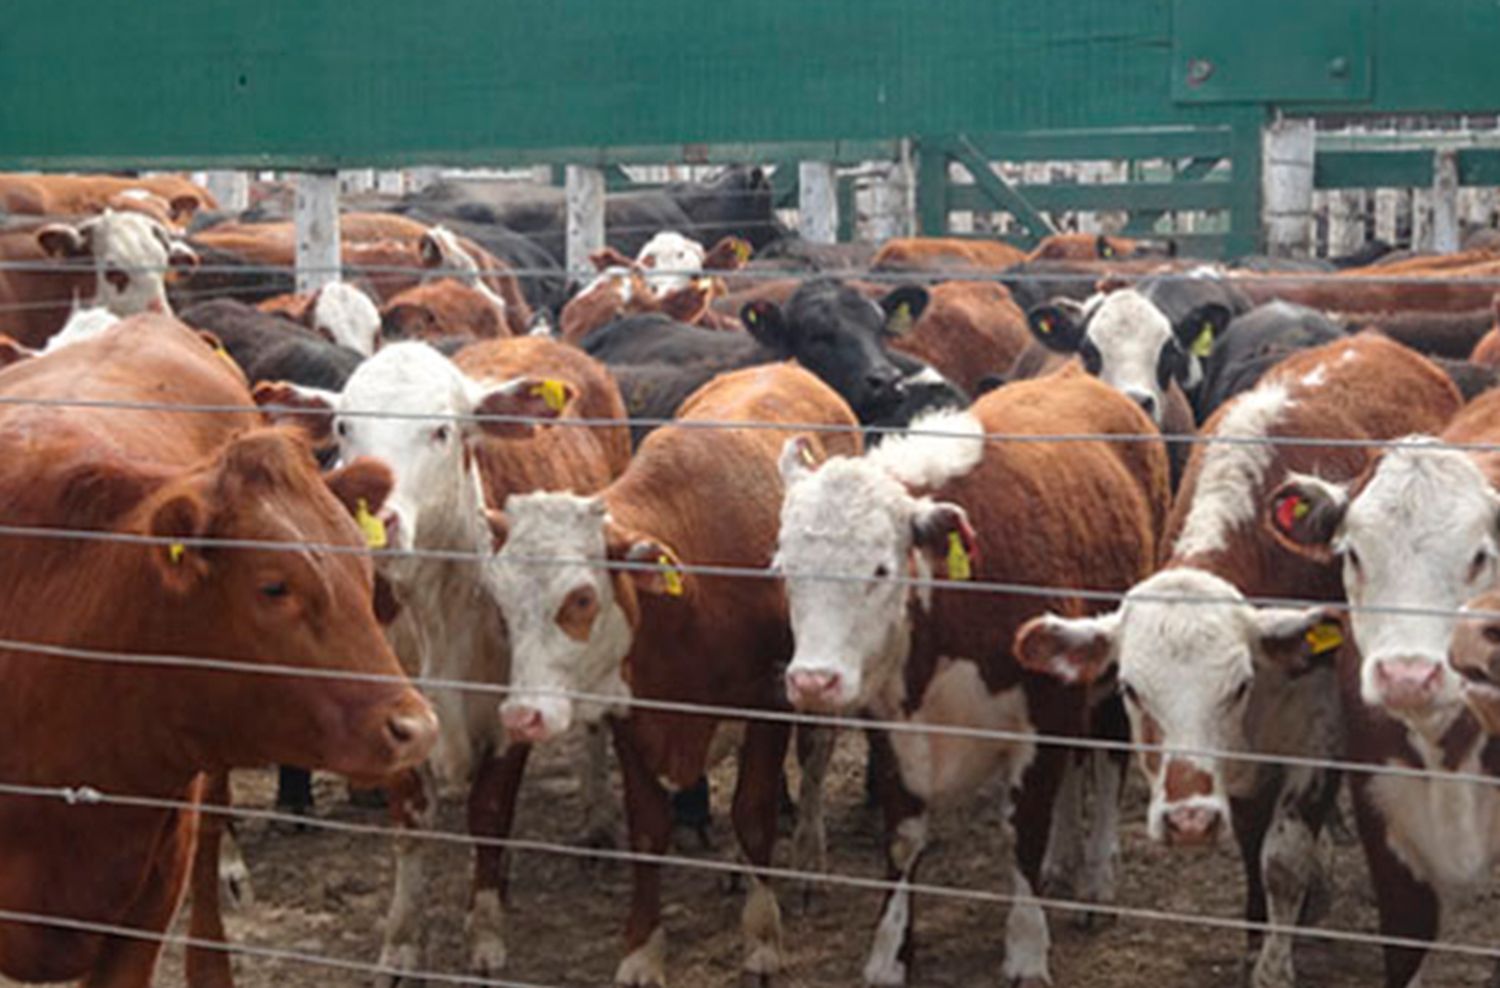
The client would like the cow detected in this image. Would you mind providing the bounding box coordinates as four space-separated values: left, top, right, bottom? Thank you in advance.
256 336 630 981
1265 385 1500 988
1015 334 1462 988
560 266 724 346
0 314 435 987
1449 588 1500 734
776 369 1169 987
1195 301 1344 421
256 281 383 356
380 277 512 348
871 237 1029 274
0 211 199 347
0 172 216 225
891 280 1031 396
179 299 364 393
484 361 861 987
1027 232 1176 262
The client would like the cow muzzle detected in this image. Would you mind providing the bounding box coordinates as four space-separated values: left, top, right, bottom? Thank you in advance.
500 697 570 743
785 665 848 712
1373 657 1448 714
384 702 440 771
1161 802 1224 847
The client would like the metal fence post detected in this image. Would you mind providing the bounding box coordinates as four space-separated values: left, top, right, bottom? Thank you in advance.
565 165 606 278
294 170 341 294
1432 148 1461 253
798 162 838 245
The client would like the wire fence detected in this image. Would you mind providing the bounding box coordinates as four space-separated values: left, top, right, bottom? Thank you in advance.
3 244 1500 985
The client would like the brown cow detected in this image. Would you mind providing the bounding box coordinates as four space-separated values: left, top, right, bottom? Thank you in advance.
381 277 512 347
871 236 1028 273
0 212 199 347
1450 588 1500 734
1027 232 1174 262
486 363 861 985
891 280 1030 394
0 314 435 986
777 371 1168 987
0 173 217 225
1018 334 1462 988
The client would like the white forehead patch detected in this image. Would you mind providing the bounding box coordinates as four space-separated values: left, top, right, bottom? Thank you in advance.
1085 290 1173 352
637 231 706 287
312 282 380 356
1346 440 1496 542
1118 568 1254 686
1173 383 1292 559
339 341 471 415
866 408 985 491
782 457 909 549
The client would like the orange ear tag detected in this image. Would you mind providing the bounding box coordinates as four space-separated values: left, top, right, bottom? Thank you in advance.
1305 622 1343 655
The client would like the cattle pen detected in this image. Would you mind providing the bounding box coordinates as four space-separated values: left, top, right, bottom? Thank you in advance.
6 3 1500 988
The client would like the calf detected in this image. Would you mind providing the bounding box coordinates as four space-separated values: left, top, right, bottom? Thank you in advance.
1267 385 1500 987
892 280 1030 396
381 277 511 348
257 281 383 355
485 363 861 986
777 370 1169 987
0 211 199 347
257 337 629 980
0 315 434 986
1017 335 1461 988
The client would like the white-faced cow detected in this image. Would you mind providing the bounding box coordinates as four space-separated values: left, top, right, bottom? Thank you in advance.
1017 335 1461 988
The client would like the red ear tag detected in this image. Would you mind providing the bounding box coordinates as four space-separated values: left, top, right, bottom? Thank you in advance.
1275 494 1308 533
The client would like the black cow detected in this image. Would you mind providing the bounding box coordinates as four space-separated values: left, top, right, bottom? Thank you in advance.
179 299 362 391
1195 300 1344 420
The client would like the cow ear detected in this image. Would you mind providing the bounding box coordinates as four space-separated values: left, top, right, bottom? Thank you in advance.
881 286 930 337
470 376 576 439
910 500 980 582
252 381 338 445
742 300 789 353
588 247 636 272
167 239 200 271
1265 474 1348 562
148 491 211 595
1027 301 1086 353
169 194 203 224
1173 303 1233 361
779 435 827 488
1254 607 1345 675
419 232 445 269
606 526 689 598
656 279 718 325
37 223 88 259
323 457 394 522
1014 612 1120 685
703 235 752 270
0 335 36 369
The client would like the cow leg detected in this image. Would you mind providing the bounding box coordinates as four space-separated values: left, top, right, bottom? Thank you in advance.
1077 748 1124 919
466 743 531 977
84 808 198 988
791 724 834 909
376 765 437 987
1230 787 1273 981
1351 777 1439 988
1040 753 1084 900
1004 735 1063 988
1251 767 1336 988
612 718 672 988
580 721 616 848
184 771 235 988
863 731 928 987
732 719 791 984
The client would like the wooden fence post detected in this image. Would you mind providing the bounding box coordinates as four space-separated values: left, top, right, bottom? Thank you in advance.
798 162 838 244
294 170 340 294
565 165 606 277
203 171 249 213
1261 118 1315 257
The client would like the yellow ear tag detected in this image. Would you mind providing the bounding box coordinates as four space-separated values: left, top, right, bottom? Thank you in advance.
659 555 684 597
799 442 818 468
214 344 236 367
946 531 972 582
1305 622 1343 656
1191 323 1215 359
734 240 751 262
168 543 185 565
746 307 759 324
1292 499 1310 520
355 498 388 550
1037 318 1053 335
532 378 567 413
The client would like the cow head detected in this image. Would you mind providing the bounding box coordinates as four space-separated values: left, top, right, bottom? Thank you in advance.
1015 568 1340 847
775 437 978 712
1026 290 1229 424
1267 441 1495 730
37 210 198 317
741 278 927 423
253 342 572 584
484 493 682 741
636 230 707 292
307 282 381 356
1450 589 1500 734
381 278 508 348
137 430 435 777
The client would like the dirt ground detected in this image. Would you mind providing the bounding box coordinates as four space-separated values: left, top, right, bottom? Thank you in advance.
136 729 1500 988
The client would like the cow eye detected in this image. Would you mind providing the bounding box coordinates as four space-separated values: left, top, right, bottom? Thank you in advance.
432 425 451 444
260 580 289 599
1228 679 1251 705
335 420 349 439
1470 549 1492 582
104 266 130 292
1345 548 1362 573
1120 681 1140 706
873 563 890 579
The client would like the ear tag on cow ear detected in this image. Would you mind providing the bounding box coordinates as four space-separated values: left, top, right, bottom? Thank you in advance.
946 531 973 582
1036 317 1053 335
799 440 818 468
887 303 914 336
532 378 568 414
214 344 236 367
733 239 751 262
168 543 186 565
745 306 760 325
355 498 388 550
1305 621 1343 656
1191 323 1216 359
659 555 685 597
1274 494 1309 534
1100 244 1116 258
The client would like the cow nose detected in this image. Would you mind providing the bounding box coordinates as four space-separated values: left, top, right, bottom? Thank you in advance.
501 704 547 743
1164 805 1222 846
1375 659 1445 711
383 707 438 769
1126 389 1158 420
785 669 842 709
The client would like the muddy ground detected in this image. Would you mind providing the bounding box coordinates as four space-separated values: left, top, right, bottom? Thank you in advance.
130 729 1500 988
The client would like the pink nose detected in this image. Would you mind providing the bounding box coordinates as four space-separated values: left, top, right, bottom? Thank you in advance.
1164 805 1222 846
501 705 546 742
1375 659 1444 711
785 669 842 708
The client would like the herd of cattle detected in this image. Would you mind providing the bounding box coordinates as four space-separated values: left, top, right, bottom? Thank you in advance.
8 169 1500 988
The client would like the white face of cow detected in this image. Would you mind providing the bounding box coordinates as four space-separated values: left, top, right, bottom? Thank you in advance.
484 493 634 741
311 282 381 356
37 210 197 317
1014 568 1335 847
1327 445 1497 725
1080 290 1182 424
636 231 706 292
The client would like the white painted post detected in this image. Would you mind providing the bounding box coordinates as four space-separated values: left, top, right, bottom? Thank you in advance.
203 171 250 213
1432 148 1461 254
866 158 913 243
1374 189 1401 245
340 169 375 195
565 165 606 278
1261 118 1316 257
294 171 341 295
798 162 838 245
405 167 443 193
1412 187 1434 252
1327 190 1367 258
375 170 406 196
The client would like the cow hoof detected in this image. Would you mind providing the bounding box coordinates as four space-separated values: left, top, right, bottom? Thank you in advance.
218 840 254 911
468 935 507 977
615 928 667 987
375 943 422 988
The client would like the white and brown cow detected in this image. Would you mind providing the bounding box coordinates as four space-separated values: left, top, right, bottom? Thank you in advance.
484 363 861 986
257 337 630 981
1268 385 1500 987
1016 334 1461 988
776 369 1169 987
